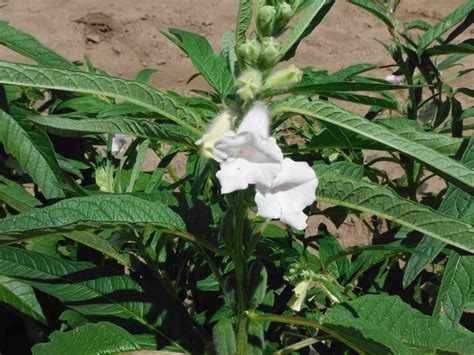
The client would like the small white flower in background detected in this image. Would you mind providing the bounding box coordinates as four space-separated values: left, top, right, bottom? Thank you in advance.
385 74 405 85
195 110 237 159
111 134 127 154
213 102 283 193
256 158 318 230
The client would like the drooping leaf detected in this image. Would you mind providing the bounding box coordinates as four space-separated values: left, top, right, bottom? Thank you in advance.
0 61 203 133
0 275 46 324
0 110 66 199
32 322 141 355
348 0 394 28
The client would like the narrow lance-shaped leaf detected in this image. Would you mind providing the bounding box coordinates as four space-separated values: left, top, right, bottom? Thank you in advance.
272 97 474 194
0 61 203 133
236 0 253 52
0 110 66 199
317 172 474 253
348 0 394 28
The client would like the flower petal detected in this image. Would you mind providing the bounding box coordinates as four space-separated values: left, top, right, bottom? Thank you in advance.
237 101 270 138
196 110 237 159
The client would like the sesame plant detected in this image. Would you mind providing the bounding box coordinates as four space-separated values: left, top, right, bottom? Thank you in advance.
0 0 473 353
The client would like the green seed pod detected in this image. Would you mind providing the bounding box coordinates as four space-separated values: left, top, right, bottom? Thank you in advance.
238 38 262 66
257 5 276 36
263 65 303 91
236 69 263 100
260 37 280 67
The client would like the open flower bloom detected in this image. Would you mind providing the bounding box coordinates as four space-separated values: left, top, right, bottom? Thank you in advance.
213 102 283 194
195 110 237 159
255 158 318 230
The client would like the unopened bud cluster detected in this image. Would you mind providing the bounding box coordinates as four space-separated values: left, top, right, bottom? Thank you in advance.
257 0 301 37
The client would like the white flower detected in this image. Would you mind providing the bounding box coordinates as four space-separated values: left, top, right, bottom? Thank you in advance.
111 134 127 154
196 110 237 159
213 102 283 194
255 158 318 230
385 74 405 85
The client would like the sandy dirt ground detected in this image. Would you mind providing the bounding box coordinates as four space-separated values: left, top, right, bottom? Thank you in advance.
0 0 472 244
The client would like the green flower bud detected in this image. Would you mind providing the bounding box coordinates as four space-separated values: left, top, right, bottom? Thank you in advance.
288 0 302 13
276 2 292 23
257 5 276 36
236 69 263 100
263 65 303 90
239 38 262 66
260 37 280 67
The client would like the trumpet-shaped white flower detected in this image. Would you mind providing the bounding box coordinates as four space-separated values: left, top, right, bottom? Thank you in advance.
213 102 283 194
255 158 318 230
196 110 237 159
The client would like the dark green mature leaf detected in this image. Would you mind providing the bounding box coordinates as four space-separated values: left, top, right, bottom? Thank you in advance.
417 1 474 54
32 322 140 355
0 275 46 324
317 172 474 253
0 110 66 199
0 176 41 211
236 0 253 50
404 139 474 287
348 0 394 28
280 0 335 61
324 294 474 354
30 116 199 147
0 21 78 70
318 232 350 278
165 29 233 99
427 43 474 56
0 194 186 243
433 253 474 328
213 318 236 355
323 92 398 109
0 61 203 133
272 97 474 194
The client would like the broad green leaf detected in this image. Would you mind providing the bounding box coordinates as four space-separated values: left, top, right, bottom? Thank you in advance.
0 275 46 324
324 294 474 354
0 61 203 134
348 0 394 28
0 110 66 199
317 172 474 253
433 253 474 328
0 194 186 243
404 139 474 287
32 322 140 355
164 29 233 99
0 176 41 211
318 232 350 279
29 116 199 147
417 1 474 54
280 0 335 61
272 97 474 194
213 318 236 355
0 21 77 70
236 0 253 50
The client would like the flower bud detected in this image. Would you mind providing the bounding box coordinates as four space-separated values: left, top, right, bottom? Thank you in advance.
239 38 262 66
236 69 263 100
195 110 237 159
273 2 292 35
260 37 280 67
263 65 303 90
257 5 276 36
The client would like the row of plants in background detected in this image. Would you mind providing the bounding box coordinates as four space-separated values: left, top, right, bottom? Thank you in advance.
0 0 473 353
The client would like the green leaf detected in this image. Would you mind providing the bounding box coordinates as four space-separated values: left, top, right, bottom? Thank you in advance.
32 321 140 355
317 172 474 253
30 115 199 147
318 232 350 279
248 321 264 355
236 0 253 50
280 0 335 61
433 253 474 328
324 294 474 354
164 29 233 99
0 110 66 199
0 275 46 324
0 176 41 211
272 97 474 194
331 63 377 80
0 21 77 70
0 194 186 243
0 61 203 134
322 92 398 109
248 260 268 308
417 1 474 54
348 0 394 28
427 43 474 56
213 318 236 355
404 139 474 287
222 31 237 76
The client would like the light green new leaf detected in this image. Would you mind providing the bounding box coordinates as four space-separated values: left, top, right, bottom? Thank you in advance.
29 116 199 147
272 97 474 193
280 0 335 61
0 275 46 324
222 31 237 76
433 253 474 328
0 21 78 70
417 1 474 54
0 61 203 133
32 322 140 355
0 110 66 199
0 194 186 243
317 172 474 253
324 294 474 354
